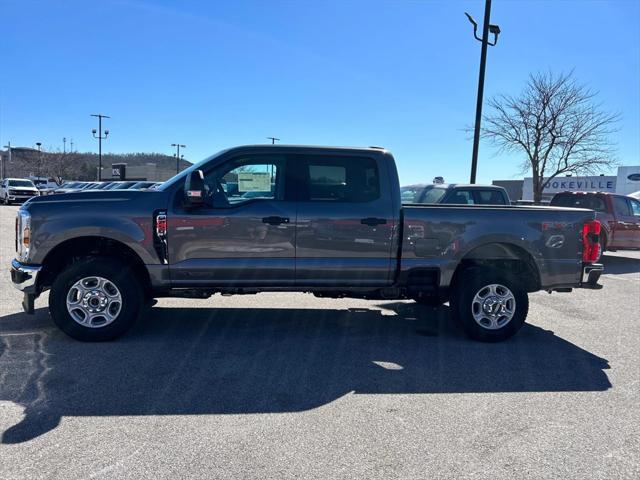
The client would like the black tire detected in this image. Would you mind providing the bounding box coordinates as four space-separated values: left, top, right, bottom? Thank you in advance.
451 267 528 342
49 257 143 341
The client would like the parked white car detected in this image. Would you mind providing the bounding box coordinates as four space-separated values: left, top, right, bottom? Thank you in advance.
0 178 40 204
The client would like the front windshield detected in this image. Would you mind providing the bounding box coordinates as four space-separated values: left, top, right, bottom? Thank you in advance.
401 186 422 203
9 180 36 187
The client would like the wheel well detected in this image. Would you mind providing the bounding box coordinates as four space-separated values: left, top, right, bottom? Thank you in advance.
452 242 541 292
38 236 152 297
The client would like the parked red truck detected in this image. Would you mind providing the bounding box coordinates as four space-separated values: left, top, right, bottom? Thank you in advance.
550 192 640 257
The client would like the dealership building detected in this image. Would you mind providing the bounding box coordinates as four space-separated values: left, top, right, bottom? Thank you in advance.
493 165 640 202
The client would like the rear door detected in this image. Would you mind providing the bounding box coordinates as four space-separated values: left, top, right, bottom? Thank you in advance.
293 154 396 286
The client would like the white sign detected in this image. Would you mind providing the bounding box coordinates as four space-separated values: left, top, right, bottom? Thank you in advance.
523 175 616 200
237 172 271 192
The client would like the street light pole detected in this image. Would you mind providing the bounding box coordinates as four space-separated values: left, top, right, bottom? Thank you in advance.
267 137 280 145
466 0 501 184
91 114 110 181
171 144 186 174
35 142 42 178
1 141 11 179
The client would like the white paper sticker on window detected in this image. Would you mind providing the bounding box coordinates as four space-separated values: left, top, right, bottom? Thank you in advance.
238 172 271 192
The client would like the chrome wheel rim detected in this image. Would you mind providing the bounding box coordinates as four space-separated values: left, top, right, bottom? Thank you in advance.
471 283 516 330
66 276 122 328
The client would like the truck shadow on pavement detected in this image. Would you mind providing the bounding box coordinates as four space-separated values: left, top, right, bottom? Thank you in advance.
601 253 640 275
0 303 611 444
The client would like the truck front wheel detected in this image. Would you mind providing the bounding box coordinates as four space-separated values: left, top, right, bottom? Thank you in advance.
451 267 528 342
49 257 143 341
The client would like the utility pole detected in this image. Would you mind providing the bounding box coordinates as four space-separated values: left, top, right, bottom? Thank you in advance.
35 142 42 178
267 137 280 144
91 114 110 180
63 137 67 154
465 1 501 184
171 143 186 174
70 138 74 152
1 141 11 179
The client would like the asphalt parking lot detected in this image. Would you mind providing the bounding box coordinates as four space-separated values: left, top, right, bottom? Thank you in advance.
0 204 638 479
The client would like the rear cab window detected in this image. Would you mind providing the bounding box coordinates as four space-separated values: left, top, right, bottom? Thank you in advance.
475 189 508 205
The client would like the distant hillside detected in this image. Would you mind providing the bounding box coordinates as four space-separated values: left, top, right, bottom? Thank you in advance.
0 148 192 181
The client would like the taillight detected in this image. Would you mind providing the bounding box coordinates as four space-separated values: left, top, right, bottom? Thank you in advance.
582 220 601 263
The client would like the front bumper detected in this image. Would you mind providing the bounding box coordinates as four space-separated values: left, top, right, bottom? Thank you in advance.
11 260 42 314
11 259 42 292
581 263 604 289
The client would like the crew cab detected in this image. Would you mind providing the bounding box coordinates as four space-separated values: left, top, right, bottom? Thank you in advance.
402 183 510 205
550 192 640 256
11 145 603 342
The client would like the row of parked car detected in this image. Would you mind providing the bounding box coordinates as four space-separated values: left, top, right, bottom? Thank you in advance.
0 178 161 204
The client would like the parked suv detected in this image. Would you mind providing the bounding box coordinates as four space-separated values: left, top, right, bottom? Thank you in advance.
402 184 510 205
1 178 39 204
550 192 640 255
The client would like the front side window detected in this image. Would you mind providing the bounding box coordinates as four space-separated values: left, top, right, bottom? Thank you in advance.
302 156 379 202
203 156 284 207
630 199 640 217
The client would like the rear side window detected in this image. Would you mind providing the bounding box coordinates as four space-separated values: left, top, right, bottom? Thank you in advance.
302 157 379 202
551 194 608 213
475 189 507 205
630 199 640 217
613 197 631 216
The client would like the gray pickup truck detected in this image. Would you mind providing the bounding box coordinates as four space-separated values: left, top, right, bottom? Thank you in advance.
11 145 604 342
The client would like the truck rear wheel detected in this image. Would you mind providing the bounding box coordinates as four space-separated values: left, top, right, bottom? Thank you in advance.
49 257 143 341
451 267 528 342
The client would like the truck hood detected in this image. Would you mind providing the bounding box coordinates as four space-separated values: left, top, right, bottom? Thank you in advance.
24 189 162 206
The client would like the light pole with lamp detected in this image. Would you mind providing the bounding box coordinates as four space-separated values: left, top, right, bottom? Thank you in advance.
171 144 186 174
91 114 110 180
465 0 501 184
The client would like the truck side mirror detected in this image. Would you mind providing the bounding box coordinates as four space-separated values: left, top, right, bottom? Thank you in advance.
184 169 205 208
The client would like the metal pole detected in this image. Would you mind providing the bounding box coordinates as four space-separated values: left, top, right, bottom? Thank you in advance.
92 114 110 181
98 116 102 180
470 0 492 184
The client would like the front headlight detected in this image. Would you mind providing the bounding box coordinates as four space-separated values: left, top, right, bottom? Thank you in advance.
16 210 31 261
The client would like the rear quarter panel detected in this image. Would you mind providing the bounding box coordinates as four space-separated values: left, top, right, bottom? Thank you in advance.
401 205 596 289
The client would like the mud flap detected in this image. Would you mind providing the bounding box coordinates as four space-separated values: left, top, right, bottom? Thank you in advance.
22 293 35 314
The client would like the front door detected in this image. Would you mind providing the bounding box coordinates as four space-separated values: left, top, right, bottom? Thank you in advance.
168 154 296 286
611 196 637 248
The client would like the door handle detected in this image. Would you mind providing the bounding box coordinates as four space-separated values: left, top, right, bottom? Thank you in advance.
262 216 290 225
361 217 387 227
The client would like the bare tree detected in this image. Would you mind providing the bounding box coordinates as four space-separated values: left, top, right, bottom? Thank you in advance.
482 71 619 203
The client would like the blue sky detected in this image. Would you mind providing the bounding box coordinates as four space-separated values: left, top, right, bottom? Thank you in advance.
0 0 638 184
